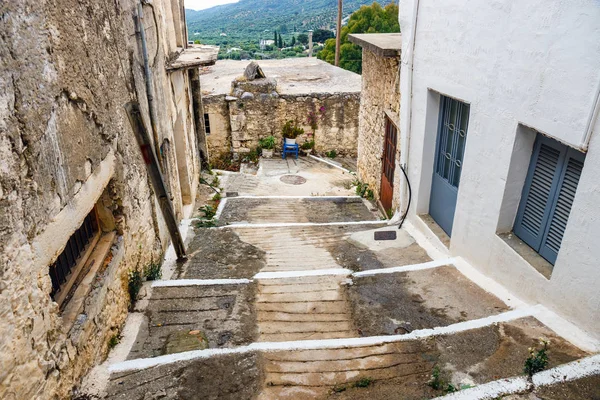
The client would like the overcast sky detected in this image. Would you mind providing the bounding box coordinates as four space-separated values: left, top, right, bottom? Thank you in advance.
185 0 239 11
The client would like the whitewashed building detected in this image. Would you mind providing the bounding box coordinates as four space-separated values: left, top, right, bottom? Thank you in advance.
397 0 600 338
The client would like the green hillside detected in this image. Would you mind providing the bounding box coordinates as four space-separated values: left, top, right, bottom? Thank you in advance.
186 0 396 50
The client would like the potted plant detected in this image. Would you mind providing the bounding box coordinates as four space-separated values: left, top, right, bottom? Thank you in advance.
301 140 315 155
259 135 276 158
282 120 304 145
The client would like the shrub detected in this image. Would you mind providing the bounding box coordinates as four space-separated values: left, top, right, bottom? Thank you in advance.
200 204 216 219
301 140 315 150
282 120 304 139
325 150 337 158
259 135 276 150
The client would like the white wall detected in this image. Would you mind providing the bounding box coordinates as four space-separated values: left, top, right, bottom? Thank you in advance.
399 0 600 337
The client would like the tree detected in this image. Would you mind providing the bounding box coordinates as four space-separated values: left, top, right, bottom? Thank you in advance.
278 33 283 48
297 33 309 45
317 2 400 74
291 36 296 46
273 30 278 43
312 29 334 43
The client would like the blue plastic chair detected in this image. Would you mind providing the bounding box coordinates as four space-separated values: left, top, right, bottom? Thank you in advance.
282 139 299 159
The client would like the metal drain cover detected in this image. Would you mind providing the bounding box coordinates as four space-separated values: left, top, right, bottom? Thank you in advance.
280 175 307 185
225 192 239 197
374 231 397 241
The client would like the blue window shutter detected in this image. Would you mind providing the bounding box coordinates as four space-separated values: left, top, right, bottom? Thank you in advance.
538 149 585 264
514 135 585 265
514 137 566 252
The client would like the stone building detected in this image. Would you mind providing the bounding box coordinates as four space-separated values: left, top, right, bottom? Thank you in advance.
0 0 216 398
349 33 402 213
200 58 361 159
396 0 600 338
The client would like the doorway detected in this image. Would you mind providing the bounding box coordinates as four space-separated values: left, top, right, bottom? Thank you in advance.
429 96 470 236
380 116 397 212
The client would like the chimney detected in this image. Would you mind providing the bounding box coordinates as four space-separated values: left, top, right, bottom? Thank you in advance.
308 30 313 57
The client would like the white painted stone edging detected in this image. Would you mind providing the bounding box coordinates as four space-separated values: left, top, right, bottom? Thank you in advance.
254 268 353 280
353 258 456 277
433 353 600 400
108 307 537 373
214 197 228 220
224 195 363 200
217 220 386 229
152 279 252 287
308 154 354 174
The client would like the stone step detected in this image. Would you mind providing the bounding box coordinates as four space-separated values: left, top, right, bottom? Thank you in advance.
259 330 356 342
255 300 349 314
257 311 350 322
257 290 342 303
258 320 353 334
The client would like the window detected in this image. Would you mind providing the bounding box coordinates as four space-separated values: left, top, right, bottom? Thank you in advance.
49 208 100 305
513 135 585 265
204 113 211 135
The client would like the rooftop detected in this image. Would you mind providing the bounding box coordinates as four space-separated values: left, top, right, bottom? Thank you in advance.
348 33 402 58
199 58 361 96
166 45 219 71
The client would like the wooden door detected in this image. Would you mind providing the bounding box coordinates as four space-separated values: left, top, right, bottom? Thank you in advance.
380 117 397 212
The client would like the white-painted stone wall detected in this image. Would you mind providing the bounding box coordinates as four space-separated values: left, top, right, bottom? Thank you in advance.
399 0 600 337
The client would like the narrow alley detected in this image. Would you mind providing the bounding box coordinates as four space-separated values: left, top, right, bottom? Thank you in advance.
84 157 599 400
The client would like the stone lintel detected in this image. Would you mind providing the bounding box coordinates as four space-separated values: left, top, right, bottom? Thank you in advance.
166 45 219 71
348 33 401 58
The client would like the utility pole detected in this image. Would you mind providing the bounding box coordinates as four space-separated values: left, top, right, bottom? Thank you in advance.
335 0 342 66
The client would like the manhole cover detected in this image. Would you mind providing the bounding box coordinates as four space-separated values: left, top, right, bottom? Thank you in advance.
280 175 307 185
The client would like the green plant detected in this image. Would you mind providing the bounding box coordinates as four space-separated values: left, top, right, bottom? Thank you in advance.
200 204 216 219
196 219 217 228
212 192 222 202
355 181 369 197
524 338 550 378
144 262 162 281
108 334 120 349
386 208 393 219
211 175 220 187
428 366 458 393
243 147 260 163
301 140 315 150
259 135 276 150
128 269 143 309
365 189 374 201
281 120 304 139
325 149 337 158
353 377 373 388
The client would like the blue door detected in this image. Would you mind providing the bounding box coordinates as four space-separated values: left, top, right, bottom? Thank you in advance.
429 96 470 236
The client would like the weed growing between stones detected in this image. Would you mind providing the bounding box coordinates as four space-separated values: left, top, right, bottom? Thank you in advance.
108 334 120 349
325 149 337 159
127 269 143 310
524 338 550 378
353 377 373 388
144 261 162 281
200 204 217 219
330 377 374 394
428 365 460 394
354 179 375 201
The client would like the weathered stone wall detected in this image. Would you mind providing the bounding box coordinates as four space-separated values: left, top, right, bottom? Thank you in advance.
0 0 198 398
204 80 360 158
204 96 232 159
356 49 401 208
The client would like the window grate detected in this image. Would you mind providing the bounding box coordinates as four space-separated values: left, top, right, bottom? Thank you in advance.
204 113 211 135
49 209 99 299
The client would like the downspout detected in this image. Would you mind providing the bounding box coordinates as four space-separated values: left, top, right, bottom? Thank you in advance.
135 3 163 164
392 0 420 225
581 78 600 151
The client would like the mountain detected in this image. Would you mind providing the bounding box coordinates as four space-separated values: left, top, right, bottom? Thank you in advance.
186 0 396 40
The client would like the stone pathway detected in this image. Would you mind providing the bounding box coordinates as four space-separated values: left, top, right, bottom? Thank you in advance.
87 157 600 400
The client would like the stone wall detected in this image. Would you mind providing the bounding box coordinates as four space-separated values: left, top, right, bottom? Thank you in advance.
204 96 232 159
0 0 199 398
204 80 360 158
356 49 401 209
